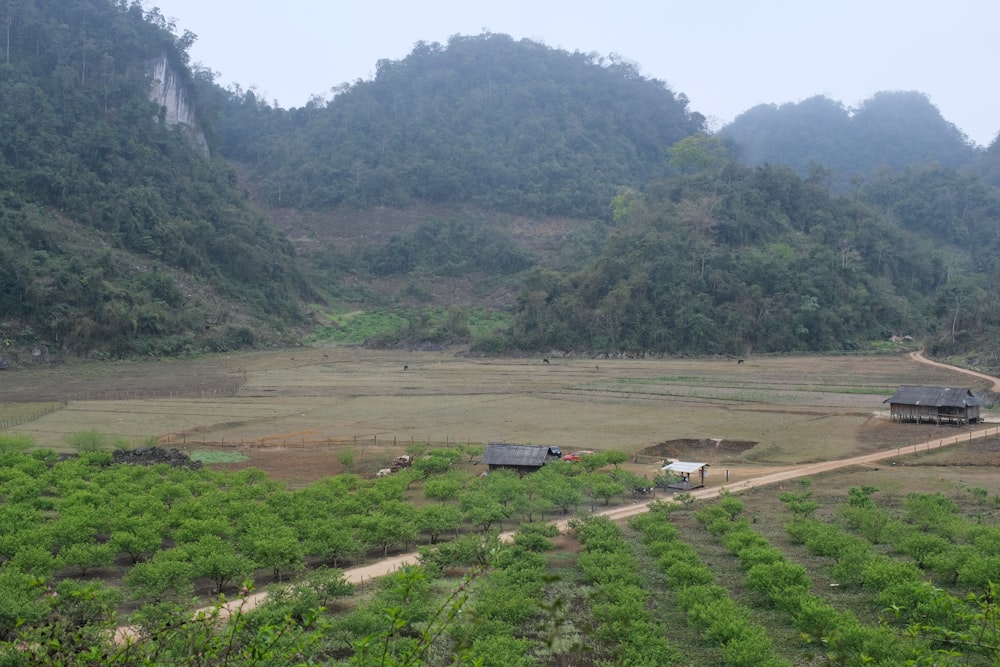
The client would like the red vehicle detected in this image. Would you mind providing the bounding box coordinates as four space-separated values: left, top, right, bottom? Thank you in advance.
563 450 595 462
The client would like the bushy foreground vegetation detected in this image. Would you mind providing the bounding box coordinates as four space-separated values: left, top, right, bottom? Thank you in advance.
0 432 649 664
1 425 998 665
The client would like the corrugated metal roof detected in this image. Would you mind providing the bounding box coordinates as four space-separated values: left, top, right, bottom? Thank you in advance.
884 386 982 407
661 461 709 474
482 443 554 467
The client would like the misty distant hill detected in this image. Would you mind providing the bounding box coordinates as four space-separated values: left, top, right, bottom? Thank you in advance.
719 91 978 188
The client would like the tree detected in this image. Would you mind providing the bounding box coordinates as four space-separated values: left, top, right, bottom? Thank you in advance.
578 453 608 473
424 473 466 501
357 511 417 558
58 542 114 576
307 567 354 606
335 448 358 471
109 510 166 564
124 550 195 603
535 468 583 515
413 454 452 478
479 468 525 507
239 515 304 581
602 450 629 469
415 504 463 544
301 518 360 567
461 444 484 461
584 473 626 508
184 535 255 594
7 544 59 580
461 490 514 533
0 567 49 639
612 470 653 498
66 429 107 452
668 133 728 174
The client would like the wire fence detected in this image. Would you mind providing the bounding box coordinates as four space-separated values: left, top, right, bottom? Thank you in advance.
0 401 68 431
75 382 247 402
158 432 479 450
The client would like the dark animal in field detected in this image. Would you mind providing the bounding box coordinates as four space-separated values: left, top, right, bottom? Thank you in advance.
403 365 409 371
737 359 745 364
543 358 550 364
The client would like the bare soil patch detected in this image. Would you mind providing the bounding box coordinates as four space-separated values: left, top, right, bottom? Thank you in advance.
641 438 759 459
208 445 346 485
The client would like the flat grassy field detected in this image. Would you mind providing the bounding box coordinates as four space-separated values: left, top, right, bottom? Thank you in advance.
2 348 996 484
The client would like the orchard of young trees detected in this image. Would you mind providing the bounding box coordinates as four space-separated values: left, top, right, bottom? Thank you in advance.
1 428 997 665
0 434 660 664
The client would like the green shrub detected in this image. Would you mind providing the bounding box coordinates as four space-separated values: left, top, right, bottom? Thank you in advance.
664 560 715 587
0 434 34 454
745 561 810 607
66 429 107 452
675 584 728 611
687 597 747 642
830 546 873 588
859 555 923 591
721 625 787 667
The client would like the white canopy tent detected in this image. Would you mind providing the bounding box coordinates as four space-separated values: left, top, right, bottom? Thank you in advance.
660 461 709 490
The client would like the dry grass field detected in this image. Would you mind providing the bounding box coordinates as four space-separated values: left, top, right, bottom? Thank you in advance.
2 348 997 485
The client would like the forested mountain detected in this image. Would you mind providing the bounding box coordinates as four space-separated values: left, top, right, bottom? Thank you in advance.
495 157 1000 356
0 0 314 360
3 0 1000 363
719 92 977 187
207 32 706 219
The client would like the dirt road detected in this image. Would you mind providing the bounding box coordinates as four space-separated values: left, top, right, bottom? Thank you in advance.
909 350 1000 392
123 350 999 635
209 425 1000 624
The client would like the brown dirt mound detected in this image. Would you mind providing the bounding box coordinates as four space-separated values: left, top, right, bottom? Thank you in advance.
641 438 758 458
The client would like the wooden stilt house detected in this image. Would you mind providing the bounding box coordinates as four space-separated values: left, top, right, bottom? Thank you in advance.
884 386 982 425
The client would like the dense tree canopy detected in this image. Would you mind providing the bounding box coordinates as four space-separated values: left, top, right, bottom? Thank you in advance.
0 0 312 358
494 160 1000 355
212 33 706 219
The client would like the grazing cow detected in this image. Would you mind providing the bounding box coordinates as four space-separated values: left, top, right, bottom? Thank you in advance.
542 358 550 364
376 468 392 478
737 359 745 364
403 365 408 371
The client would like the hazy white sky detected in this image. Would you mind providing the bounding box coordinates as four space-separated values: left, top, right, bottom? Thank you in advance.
147 0 999 146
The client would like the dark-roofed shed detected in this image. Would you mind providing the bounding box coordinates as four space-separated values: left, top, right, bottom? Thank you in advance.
481 443 561 474
884 386 982 425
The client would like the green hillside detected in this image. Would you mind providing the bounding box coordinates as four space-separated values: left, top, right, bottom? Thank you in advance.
210 32 706 219
3 1 1000 366
0 0 314 361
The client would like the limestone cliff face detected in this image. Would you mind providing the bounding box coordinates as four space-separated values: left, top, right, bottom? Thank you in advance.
147 54 209 154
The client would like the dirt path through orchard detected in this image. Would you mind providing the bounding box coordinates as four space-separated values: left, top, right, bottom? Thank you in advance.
118 350 998 639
